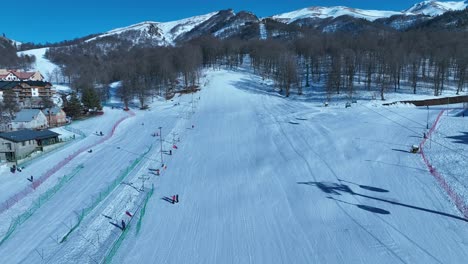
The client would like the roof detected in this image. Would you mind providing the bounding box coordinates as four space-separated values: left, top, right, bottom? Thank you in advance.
0 129 60 143
0 81 52 90
13 71 35 79
43 107 64 116
20 81 52 87
13 109 43 122
0 81 20 90
0 70 39 80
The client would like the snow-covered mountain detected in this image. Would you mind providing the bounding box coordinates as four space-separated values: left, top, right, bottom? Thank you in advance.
86 9 260 46
404 0 468 16
270 1 468 24
271 6 402 24
176 9 260 42
86 11 219 45
63 1 468 46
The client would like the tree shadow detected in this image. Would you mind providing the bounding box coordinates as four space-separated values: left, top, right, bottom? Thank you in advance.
299 181 468 223
338 179 389 193
298 181 353 195
328 196 391 215
446 132 468 145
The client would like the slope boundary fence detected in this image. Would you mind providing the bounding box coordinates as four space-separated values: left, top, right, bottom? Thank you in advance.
419 110 468 219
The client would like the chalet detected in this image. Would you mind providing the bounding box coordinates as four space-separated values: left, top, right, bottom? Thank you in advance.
0 69 44 82
0 129 59 163
42 107 67 127
11 109 48 131
0 81 53 108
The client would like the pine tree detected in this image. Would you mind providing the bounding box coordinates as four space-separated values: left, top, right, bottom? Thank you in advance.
65 92 82 118
81 87 102 111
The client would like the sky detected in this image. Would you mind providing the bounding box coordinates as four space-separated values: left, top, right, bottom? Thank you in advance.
2 0 429 44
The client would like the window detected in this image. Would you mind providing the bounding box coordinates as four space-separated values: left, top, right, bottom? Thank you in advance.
31 88 39 97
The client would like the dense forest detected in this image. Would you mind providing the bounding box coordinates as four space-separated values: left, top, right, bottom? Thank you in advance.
0 37 35 69
45 27 468 109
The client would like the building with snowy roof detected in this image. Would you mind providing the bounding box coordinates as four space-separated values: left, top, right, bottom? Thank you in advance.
11 109 48 131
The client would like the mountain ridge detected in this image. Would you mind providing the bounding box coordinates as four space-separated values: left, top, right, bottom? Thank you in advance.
11 1 468 48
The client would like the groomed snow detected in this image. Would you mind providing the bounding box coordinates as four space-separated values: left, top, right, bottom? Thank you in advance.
114 70 467 263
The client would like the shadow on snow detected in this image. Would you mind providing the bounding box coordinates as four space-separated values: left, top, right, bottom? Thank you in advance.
298 181 468 222
446 132 468 145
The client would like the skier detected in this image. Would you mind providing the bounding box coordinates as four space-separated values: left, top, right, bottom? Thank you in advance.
176 194 179 203
172 195 176 204
100 131 103 136
192 124 194 129
121 220 126 230
169 150 172 155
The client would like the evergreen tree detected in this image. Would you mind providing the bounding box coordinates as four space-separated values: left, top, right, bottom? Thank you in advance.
64 92 82 118
81 87 102 111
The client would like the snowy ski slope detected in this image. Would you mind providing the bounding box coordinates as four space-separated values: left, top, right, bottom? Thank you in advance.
113 71 468 263
0 69 466 263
